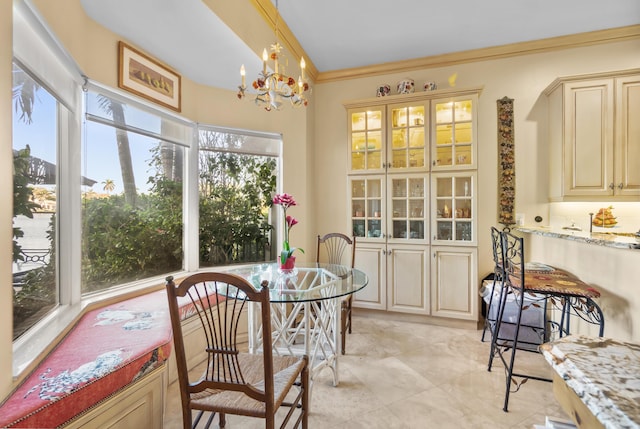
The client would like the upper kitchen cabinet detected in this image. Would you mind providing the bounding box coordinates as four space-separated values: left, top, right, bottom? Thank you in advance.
616 75 640 198
388 102 429 171
349 107 385 174
348 101 429 175
431 95 478 171
545 69 640 201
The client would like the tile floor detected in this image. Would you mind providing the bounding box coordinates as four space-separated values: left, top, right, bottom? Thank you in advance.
164 314 570 428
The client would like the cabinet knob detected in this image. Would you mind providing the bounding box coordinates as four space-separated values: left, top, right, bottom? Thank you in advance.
609 183 615 190
618 183 624 190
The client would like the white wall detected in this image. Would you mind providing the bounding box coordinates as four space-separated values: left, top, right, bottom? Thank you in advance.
312 40 640 287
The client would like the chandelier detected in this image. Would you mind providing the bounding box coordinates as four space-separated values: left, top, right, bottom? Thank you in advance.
237 0 310 111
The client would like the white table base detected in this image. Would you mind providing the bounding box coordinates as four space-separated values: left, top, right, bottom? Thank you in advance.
248 270 341 394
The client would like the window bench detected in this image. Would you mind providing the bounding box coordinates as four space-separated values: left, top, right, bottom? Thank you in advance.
0 280 244 428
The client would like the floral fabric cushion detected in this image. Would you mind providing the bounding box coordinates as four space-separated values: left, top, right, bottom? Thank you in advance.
0 284 222 428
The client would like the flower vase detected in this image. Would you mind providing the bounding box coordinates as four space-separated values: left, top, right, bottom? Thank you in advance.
279 255 296 272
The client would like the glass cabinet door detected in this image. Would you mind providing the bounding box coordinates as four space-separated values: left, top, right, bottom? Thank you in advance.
349 176 384 240
431 172 476 245
388 175 428 243
432 96 476 169
349 108 384 172
389 103 427 171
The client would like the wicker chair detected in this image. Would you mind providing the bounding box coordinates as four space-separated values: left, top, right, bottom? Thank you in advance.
316 233 356 355
166 273 309 429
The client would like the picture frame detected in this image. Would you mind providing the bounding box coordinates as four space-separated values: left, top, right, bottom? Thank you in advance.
118 41 181 112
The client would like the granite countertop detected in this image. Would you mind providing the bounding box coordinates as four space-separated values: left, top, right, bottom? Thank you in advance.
540 335 640 429
517 226 640 250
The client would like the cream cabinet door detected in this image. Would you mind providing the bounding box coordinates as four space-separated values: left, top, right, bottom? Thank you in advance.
349 176 385 243
387 102 429 172
430 246 477 320
563 79 614 197
387 174 429 245
386 244 429 315
353 244 386 310
431 95 477 171
348 107 385 174
431 172 476 246
66 366 165 429
615 76 640 197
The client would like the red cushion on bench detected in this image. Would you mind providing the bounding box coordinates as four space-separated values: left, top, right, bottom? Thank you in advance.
0 290 174 428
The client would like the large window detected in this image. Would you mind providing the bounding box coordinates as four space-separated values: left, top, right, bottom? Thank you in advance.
81 88 191 293
11 63 60 340
9 2 284 378
198 128 280 267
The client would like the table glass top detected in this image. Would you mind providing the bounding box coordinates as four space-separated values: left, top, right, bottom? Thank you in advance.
224 262 369 303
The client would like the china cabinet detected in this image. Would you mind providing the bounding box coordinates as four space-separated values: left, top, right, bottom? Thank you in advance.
545 69 640 201
345 88 480 323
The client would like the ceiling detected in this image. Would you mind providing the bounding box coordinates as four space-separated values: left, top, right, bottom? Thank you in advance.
81 0 640 92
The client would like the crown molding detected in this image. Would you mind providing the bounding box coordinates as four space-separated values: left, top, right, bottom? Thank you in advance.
543 67 640 95
249 4 640 86
317 25 640 84
251 0 318 82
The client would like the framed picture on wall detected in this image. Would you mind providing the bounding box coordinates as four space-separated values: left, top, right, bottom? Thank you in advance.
118 41 181 112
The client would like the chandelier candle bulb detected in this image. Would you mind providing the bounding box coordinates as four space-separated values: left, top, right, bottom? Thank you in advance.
262 49 268 74
300 57 306 80
240 64 246 87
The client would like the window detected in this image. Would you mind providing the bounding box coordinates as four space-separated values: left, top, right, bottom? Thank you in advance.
11 63 60 340
198 127 280 267
82 88 192 293
9 0 283 378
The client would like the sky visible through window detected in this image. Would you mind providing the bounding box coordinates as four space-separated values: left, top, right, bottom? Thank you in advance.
14 92 163 196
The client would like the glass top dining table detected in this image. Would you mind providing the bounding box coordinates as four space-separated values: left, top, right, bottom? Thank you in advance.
224 262 369 303
224 262 369 392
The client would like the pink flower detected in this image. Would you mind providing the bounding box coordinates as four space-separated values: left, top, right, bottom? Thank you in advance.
286 215 298 228
272 193 304 264
273 193 297 210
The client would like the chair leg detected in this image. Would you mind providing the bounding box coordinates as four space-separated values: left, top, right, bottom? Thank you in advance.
341 300 348 355
302 357 309 429
481 277 498 342
219 413 226 428
347 296 352 334
487 281 508 372
503 290 527 412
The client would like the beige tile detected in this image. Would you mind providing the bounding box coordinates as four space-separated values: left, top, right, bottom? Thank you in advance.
164 314 570 428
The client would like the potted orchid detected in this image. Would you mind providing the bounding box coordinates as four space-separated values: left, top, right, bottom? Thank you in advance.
272 193 304 269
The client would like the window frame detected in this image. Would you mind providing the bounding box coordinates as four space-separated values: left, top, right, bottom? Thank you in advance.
10 4 284 379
